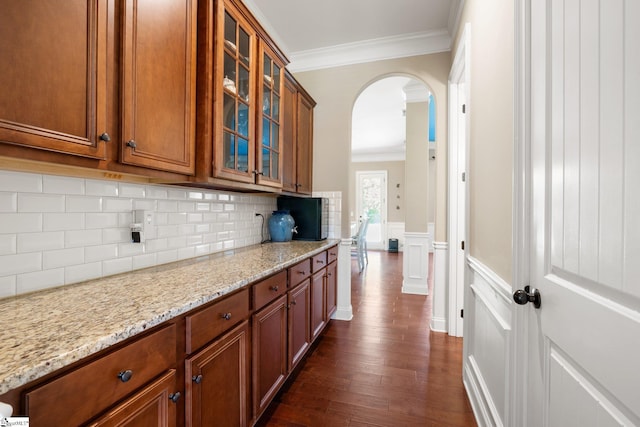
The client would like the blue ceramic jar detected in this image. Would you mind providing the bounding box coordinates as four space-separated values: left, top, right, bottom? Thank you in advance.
268 210 295 242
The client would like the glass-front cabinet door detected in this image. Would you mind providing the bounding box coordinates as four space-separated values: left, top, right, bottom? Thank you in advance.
214 0 256 183
257 43 284 187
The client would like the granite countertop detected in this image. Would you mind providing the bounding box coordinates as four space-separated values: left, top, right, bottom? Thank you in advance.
0 240 338 395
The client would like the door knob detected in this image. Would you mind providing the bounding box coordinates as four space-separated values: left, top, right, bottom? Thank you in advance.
513 285 541 309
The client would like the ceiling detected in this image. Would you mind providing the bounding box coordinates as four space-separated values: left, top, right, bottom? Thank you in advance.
243 0 463 159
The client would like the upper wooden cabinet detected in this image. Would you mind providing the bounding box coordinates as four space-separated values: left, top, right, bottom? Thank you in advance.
195 0 290 190
0 0 108 159
282 71 315 195
120 0 197 175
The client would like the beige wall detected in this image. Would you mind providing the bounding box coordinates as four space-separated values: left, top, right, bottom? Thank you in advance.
453 0 514 281
405 101 430 232
349 161 405 224
294 53 450 239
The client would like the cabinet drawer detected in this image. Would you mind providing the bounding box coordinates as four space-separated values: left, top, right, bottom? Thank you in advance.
253 271 287 311
327 245 338 264
312 251 328 273
288 259 311 288
186 288 249 354
26 324 176 427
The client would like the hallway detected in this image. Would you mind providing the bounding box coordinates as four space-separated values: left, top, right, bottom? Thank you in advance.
257 251 477 426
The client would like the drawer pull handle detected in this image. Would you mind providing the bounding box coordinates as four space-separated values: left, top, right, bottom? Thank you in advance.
221 312 232 320
126 139 137 149
316 260 325 264
169 392 181 403
269 285 279 292
298 271 306 275
117 370 133 383
330 252 336 256
192 374 203 384
291 300 297 306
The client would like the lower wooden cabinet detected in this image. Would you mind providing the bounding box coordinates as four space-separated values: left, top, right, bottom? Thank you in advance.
185 320 250 427
288 278 311 370
310 269 326 341
326 260 337 320
13 246 339 427
252 294 288 419
88 370 177 427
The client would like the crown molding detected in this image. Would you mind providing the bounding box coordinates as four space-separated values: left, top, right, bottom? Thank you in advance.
288 30 451 73
403 81 431 103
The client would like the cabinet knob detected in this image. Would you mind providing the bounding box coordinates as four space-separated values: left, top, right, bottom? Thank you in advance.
192 374 203 384
291 300 297 306
126 140 137 149
221 312 232 320
168 392 181 403
117 369 133 383
269 285 279 292
99 132 111 142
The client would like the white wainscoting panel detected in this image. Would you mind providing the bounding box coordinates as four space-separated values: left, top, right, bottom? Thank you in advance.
464 256 512 427
402 232 431 295
431 241 448 332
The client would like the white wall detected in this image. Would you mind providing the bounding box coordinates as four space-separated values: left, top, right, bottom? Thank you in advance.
0 169 277 298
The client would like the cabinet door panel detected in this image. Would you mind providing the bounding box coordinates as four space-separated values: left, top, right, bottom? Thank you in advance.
326 261 337 319
281 76 297 192
121 0 196 174
310 270 326 340
186 320 249 427
288 279 311 370
0 0 107 159
252 294 287 418
88 370 177 427
296 94 314 195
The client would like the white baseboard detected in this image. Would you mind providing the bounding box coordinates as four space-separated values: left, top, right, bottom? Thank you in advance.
430 316 447 332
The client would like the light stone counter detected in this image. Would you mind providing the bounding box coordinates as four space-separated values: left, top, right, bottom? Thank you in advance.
0 240 338 395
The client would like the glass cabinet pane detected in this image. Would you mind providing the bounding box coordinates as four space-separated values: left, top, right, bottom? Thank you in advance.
238 138 248 172
272 94 279 121
224 53 236 93
238 102 248 137
262 147 270 176
273 65 281 90
263 86 271 115
223 94 235 131
223 132 235 169
272 152 279 179
239 28 250 66
262 117 271 147
238 66 249 102
224 13 236 47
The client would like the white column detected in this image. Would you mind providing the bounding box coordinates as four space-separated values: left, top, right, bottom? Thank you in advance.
402 232 430 295
431 241 448 332
331 238 353 320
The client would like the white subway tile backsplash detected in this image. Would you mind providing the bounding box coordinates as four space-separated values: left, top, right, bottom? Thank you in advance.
43 175 85 195
17 268 64 294
0 252 42 276
0 170 277 298
119 183 145 198
44 213 84 231
0 192 17 212
0 276 16 298
86 179 119 197
18 193 65 212
177 246 195 260
0 234 16 256
103 257 132 276
65 229 103 248
17 231 65 253
85 244 118 263
0 171 42 193
86 213 119 229
103 197 133 212
66 196 102 213
43 247 84 269
132 253 156 270
65 262 102 284
157 249 178 264
102 228 130 244
0 213 42 233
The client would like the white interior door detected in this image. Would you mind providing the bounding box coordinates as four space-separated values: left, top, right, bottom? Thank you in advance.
524 1 640 425
355 170 387 250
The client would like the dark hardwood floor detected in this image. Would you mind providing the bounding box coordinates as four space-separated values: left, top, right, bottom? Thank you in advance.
256 250 477 427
